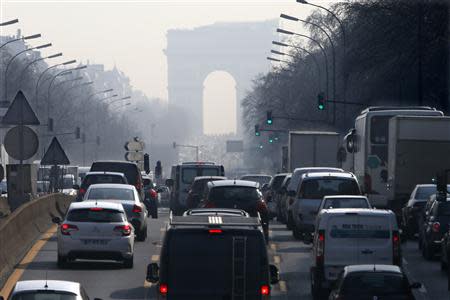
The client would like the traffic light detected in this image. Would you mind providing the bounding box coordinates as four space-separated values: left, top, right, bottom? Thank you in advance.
48 117 54 132
317 92 326 110
266 111 273 125
155 160 162 178
269 137 274 143
258 144 264 149
255 125 260 136
144 153 150 174
75 127 81 139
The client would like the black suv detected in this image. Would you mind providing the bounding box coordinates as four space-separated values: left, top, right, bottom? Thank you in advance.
145 209 279 300
74 171 128 201
419 198 450 260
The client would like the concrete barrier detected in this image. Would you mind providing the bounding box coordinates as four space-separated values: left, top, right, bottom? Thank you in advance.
0 194 73 289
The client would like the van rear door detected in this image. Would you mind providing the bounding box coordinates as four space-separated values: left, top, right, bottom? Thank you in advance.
356 214 393 264
324 213 359 281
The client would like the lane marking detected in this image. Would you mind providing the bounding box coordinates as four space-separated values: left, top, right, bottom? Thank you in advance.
270 243 277 251
0 225 57 297
269 230 273 239
279 280 287 292
151 255 160 262
143 280 152 288
273 255 281 265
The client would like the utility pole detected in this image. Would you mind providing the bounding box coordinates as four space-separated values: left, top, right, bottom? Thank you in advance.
417 0 424 106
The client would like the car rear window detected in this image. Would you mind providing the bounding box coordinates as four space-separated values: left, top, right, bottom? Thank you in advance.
67 208 125 222
323 198 370 209
299 178 360 199
11 291 78 300
182 168 221 184
81 174 126 189
271 175 286 191
87 188 134 201
192 178 224 193
416 186 438 199
166 230 266 298
208 186 260 207
342 272 409 296
330 224 390 239
90 162 139 185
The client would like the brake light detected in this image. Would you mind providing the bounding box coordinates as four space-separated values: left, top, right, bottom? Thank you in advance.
132 205 142 213
149 189 157 199
256 200 268 213
260 285 270 295
90 207 103 211
209 229 222 234
114 224 132 236
61 223 78 235
392 231 401 265
79 188 86 195
432 222 441 233
204 202 215 208
316 230 325 266
159 283 168 295
364 173 372 193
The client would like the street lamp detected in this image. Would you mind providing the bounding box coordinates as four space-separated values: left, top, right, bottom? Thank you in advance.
2 42 52 106
0 33 41 50
0 19 19 26
19 52 62 85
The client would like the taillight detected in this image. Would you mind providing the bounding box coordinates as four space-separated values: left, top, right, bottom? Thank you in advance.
364 173 372 193
316 230 325 266
149 189 157 199
260 285 270 295
392 231 401 265
90 207 103 211
61 223 78 235
256 200 268 213
114 224 132 236
132 205 142 213
79 188 86 195
209 229 222 234
432 222 441 233
159 283 168 295
204 202 215 208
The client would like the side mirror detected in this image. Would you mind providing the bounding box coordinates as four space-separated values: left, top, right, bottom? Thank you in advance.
72 184 80 190
287 190 296 197
269 264 279 284
146 263 160 283
410 282 422 289
52 217 61 224
165 179 174 187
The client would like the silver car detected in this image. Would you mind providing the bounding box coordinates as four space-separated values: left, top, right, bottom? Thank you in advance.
2 280 100 300
83 183 148 241
54 201 135 268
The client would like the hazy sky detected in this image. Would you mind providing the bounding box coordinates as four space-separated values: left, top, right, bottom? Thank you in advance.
1 0 330 133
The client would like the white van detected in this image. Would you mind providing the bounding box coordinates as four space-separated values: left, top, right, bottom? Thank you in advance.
310 208 401 297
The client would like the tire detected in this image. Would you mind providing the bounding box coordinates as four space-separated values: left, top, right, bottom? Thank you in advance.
57 254 68 268
310 270 322 300
123 256 134 268
136 226 147 241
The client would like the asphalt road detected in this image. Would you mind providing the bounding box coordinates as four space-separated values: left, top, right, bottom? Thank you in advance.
3 210 449 299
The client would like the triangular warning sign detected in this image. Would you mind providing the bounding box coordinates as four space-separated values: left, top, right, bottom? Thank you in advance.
2 91 40 125
41 137 70 165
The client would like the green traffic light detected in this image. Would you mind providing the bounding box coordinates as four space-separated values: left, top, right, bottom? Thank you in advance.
318 104 325 110
255 132 260 136
259 144 264 149
267 119 273 125
269 138 274 143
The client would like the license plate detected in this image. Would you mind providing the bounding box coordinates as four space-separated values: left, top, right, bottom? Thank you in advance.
82 239 109 245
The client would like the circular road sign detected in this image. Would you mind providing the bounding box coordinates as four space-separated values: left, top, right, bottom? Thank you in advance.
4 125 39 160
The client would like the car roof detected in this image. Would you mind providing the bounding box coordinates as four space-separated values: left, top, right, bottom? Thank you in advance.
344 264 402 274
208 179 259 188
87 183 135 189
302 172 356 179
240 174 272 178
169 212 261 229
184 208 250 217
13 280 80 295
320 208 394 216
85 171 125 177
323 195 368 200
92 160 136 165
193 176 227 181
69 201 125 211
293 167 344 174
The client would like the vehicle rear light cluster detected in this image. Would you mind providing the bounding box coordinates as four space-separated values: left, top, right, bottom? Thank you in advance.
209 229 222 234
132 205 142 213
149 189 157 199
432 222 441 233
204 202 215 208
114 224 132 236
61 223 78 236
90 207 103 211
260 285 270 296
159 283 168 295
79 188 86 195
316 230 325 266
256 200 268 213
392 231 401 265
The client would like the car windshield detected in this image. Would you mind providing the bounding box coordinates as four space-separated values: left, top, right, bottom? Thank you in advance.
323 198 369 209
11 292 77 300
342 272 409 296
87 188 134 200
300 178 360 199
67 208 125 222
208 186 260 207
167 230 265 298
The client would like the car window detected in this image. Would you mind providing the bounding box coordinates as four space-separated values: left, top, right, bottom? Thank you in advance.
209 186 260 207
330 226 390 239
90 163 138 185
11 292 78 300
323 198 369 209
416 186 437 199
271 176 286 191
67 208 125 223
342 272 409 295
82 175 125 189
202 168 221 177
299 178 360 199
87 188 134 200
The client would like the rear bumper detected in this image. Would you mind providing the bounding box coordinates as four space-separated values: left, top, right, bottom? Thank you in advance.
58 237 133 259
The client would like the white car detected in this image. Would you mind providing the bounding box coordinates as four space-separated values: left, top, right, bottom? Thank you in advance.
2 280 101 300
53 201 135 268
310 208 401 298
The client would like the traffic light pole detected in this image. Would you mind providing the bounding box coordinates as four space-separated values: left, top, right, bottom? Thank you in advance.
326 100 365 106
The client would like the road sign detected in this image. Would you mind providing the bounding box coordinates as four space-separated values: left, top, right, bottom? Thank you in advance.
124 140 145 151
41 137 70 165
226 140 244 153
4 125 39 160
2 91 40 125
125 151 145 162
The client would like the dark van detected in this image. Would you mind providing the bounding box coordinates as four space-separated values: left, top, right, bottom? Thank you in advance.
146 210 279 300
90 161 143 197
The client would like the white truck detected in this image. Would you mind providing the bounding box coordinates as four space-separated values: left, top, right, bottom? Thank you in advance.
288 131 341 172
387 115 450 212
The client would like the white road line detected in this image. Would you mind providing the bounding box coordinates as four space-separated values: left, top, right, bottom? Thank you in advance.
278 280 287 292
274 255 281 265
270 243 277 251
151 255 160 262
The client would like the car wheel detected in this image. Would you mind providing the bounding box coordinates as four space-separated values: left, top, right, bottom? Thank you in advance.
136 227 147 241
57 254 68 268
310 271 322 300
123 256 134 268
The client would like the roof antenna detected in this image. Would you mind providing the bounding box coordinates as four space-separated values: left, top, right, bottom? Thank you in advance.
44 271 48 288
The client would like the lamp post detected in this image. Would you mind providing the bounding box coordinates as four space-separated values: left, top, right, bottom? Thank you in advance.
267 56 293 65
19 52 62 85
3 42 52 106
0 33 40 50
0 19 19 26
